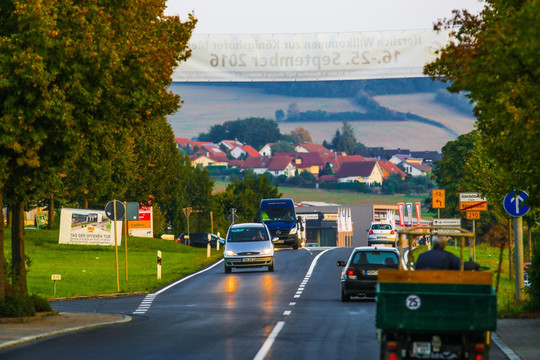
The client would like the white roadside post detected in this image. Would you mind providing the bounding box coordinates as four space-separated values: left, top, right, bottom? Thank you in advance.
157 251 162 280
216 232 220 251
207 233 211 257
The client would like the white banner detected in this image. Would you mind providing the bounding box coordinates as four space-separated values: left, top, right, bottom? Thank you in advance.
59 208 122 246
173 30 450 82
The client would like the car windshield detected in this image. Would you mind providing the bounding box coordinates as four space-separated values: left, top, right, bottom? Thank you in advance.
261 207 295 222
372 224 393 230
352 251 399 267
228 227 268 242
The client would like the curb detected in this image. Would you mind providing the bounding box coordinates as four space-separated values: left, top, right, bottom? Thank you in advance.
0 314 132 350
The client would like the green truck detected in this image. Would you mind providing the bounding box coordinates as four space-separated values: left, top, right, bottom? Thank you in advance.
376 227 497 360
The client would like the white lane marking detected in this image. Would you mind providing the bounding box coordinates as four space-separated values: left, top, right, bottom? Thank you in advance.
132 259 224 314
491 333 522 360
253 248 337 359
253 321 285 360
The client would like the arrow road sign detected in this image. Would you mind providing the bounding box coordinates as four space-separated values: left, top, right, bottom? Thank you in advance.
503 191 530 217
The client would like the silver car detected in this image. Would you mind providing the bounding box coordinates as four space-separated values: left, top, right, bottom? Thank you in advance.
222 223 277 273
367 221 396 246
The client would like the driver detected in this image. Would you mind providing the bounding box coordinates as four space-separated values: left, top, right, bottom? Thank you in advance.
415 236 460 270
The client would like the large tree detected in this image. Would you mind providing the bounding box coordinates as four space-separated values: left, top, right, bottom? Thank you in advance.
0 0 196 295
424 0 539 208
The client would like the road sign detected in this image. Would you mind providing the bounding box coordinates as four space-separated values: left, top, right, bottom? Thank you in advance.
433 218 461 226
126 202 140 221
459 192 486 203
432 189 445 209
433 228 462 234
503 191 530 217
105 200 125 220
459 201 488 212
466 211 481 220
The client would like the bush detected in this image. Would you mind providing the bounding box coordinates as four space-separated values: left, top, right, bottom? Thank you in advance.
0 291 51 318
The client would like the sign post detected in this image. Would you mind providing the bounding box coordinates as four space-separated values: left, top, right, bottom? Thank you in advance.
432 189 445 219
459 193 488 262
503 190 530 301
105 200 125 292
51 274 61 295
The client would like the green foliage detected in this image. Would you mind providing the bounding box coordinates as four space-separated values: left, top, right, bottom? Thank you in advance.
424 0 540 207
199 117 282 150
525 240 540 310
271 141 295 153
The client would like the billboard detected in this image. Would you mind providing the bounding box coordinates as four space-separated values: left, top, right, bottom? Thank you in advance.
59 208 122 246
173 29 450 82
128 206 153 238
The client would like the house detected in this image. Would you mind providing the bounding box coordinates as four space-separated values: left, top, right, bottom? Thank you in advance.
294 143 332 156
175 137 214 154
274 152 325 178
335 160 384 185
259 143 274 157
241 156 296 178
267 156 296 178
402 160 432 177
389 154 414 166
219 140 261 159
378 160 407 180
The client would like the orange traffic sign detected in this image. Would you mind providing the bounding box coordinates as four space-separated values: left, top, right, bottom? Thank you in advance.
432 189 445 209
460 202 488 211
466 211 481 220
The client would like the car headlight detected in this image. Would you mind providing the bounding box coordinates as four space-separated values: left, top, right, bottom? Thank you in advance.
225 250 237 256
289 227 297 235
262 248 273 255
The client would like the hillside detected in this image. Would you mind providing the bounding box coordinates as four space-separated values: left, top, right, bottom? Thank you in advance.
167 83 476 152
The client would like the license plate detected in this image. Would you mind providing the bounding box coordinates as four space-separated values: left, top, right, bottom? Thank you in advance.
366 270 378 275
242 258 256 262
413 342 431 355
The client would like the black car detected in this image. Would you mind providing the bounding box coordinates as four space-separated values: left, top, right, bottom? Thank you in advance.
176 232 223 248
337 246 400 302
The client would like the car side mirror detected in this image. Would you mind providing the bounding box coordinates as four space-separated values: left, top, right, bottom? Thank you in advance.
218 238 225 245
337 260 346 267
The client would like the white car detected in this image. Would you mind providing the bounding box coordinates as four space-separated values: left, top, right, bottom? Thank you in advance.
367 221 396 246
222 223 277 273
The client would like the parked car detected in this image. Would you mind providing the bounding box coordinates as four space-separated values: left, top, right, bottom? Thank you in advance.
222 223 277 273
176 232 223 248
337 246 400 302
305 242 319 248
367 221 396 246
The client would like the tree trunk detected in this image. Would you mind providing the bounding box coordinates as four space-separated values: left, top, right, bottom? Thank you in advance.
48 196 55 229
0 191 5 299
11 202 27 294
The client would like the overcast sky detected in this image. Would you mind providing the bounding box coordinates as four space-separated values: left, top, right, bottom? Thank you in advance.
164 0 486 34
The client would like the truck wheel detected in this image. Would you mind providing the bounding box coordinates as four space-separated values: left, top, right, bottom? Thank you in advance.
341 286 351 302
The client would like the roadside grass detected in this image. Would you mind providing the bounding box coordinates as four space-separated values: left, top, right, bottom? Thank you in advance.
412 242 531 318
214 180 428 206
3 228 223 299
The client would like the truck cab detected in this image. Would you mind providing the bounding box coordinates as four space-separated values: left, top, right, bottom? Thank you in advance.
259 198 301 250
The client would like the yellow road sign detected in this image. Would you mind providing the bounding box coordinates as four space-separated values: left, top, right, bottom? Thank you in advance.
432 189 445 208
466 211 481 220
460 202 488 211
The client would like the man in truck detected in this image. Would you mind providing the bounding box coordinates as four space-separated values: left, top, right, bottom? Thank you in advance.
415 235 461 270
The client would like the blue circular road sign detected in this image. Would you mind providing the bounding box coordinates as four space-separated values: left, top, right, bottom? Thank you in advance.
503 191 530 217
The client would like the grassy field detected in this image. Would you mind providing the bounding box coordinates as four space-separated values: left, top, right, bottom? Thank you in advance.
214 180 429 207
167 84 476 151
3 228 222 299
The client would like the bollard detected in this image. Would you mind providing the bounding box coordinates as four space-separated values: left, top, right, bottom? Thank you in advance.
217 232 220 251
157 251 162 279
207 234 211 257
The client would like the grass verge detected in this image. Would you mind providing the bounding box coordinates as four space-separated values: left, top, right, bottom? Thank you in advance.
3 228 223 299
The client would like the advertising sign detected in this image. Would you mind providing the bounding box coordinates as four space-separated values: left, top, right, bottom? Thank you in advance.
406 203 413 226
397 203 405 227
59 208 122 246
128 206 153 238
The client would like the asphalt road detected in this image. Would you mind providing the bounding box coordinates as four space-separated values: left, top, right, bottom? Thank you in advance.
0 247 508 360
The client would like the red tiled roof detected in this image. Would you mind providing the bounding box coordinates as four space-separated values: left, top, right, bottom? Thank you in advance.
297 143 332 156
241 145 261 157
242 156 271 169
274 152 324 169
336 160 378 178
317 174 338 183
268 156 294 171
378 160 406 179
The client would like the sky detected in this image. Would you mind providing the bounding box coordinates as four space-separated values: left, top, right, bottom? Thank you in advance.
164 0 486 34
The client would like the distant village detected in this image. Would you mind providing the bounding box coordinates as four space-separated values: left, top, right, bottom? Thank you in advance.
175 138 441 186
